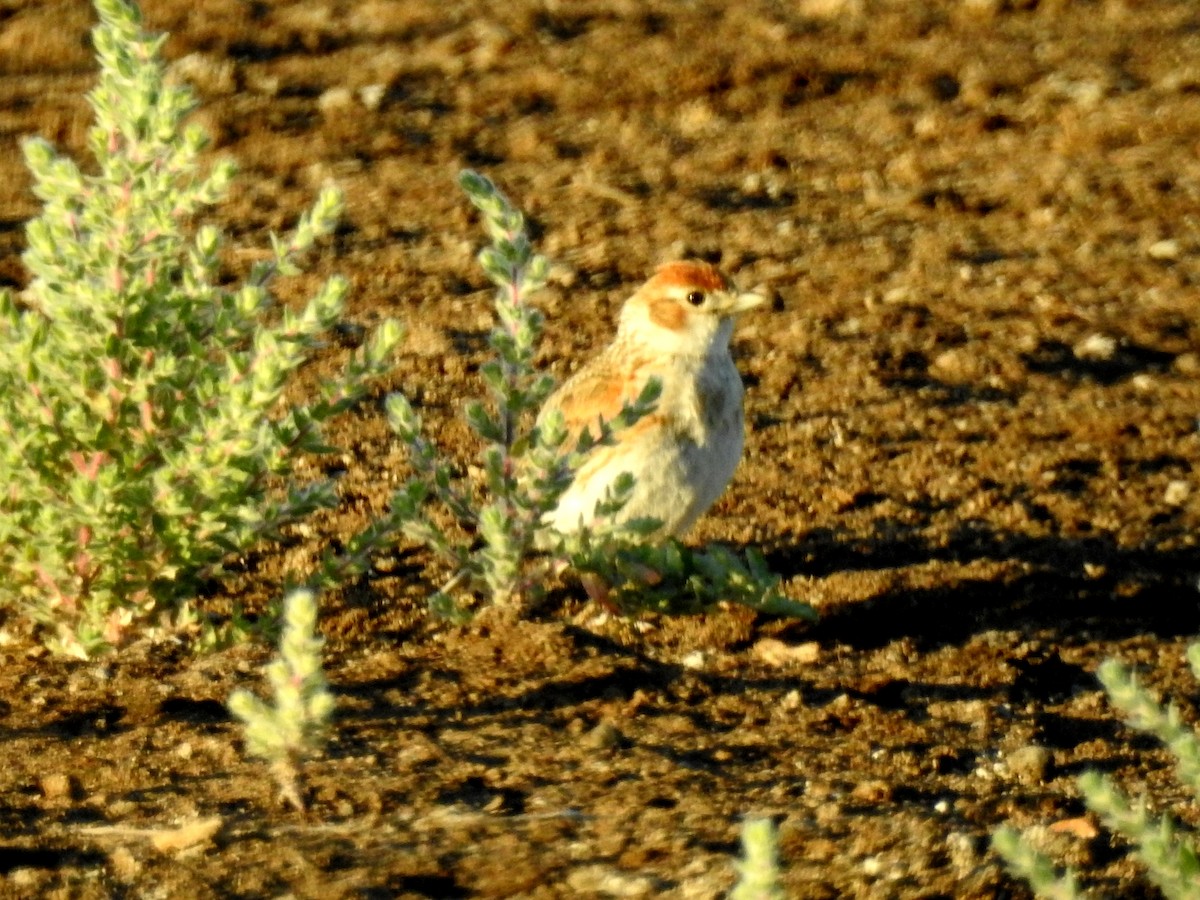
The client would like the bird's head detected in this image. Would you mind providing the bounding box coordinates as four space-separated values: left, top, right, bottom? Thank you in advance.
617 260 765 356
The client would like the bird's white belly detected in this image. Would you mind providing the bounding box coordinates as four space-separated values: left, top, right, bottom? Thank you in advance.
546 385 745 537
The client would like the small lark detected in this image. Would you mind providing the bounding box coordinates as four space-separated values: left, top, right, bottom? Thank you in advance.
539 260 764 538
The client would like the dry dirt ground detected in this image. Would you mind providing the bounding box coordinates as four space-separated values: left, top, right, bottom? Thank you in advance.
2 0 1200 897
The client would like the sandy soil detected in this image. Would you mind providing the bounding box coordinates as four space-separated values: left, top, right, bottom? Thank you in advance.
1 0 1199 897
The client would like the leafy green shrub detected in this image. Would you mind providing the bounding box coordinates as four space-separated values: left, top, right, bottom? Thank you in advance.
387 171 814 622
993 641 1200 899
228 588 333 811
0 0 400 656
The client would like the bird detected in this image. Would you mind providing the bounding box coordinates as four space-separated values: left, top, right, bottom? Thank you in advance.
537 260 765 540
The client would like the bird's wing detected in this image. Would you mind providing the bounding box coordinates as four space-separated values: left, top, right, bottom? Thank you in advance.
538 349 663 450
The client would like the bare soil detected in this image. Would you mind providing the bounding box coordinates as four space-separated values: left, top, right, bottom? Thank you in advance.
2 0 1200 897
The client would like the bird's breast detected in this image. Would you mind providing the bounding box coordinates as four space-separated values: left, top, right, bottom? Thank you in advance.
659 355 743 444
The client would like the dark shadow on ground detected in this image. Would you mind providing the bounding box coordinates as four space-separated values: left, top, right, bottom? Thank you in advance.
765 522 1200 650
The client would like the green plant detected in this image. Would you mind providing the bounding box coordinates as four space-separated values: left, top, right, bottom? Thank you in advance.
567 528 815 619
385 170 657 617
227 588 334 811
0 0 401 656
386 170 814 623
992 828 1086 900
993 642 1200 899
731 817 785 900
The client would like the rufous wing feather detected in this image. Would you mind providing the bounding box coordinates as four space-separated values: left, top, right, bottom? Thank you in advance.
539 347 662 450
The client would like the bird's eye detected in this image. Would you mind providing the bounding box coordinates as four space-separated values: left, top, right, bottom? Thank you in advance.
686 291 705 306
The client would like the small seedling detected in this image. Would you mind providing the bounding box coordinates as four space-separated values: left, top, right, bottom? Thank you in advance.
228 588 334 811
731 816 786 900
994 641 1200 899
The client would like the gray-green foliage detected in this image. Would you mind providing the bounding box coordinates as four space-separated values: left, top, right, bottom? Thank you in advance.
993 642 1200 899
0 0 400 656
991 828 1087 900
228 589 334 763
228 588 333 810
386 169 660 616
566 526 816 619
731 817 785 900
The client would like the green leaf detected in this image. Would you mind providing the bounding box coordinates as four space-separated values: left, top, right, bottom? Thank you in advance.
464 400 504 443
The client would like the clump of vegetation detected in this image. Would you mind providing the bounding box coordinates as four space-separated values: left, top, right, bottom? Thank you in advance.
993 641 1200 899
385 170 814 623
227 588 334 811
0 0 400 656
731 817 786 900
383 169 657 616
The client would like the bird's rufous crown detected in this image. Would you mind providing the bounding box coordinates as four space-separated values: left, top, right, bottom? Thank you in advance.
649 260 730 293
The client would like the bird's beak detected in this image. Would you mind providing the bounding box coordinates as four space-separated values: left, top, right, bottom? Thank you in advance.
717 290 767 316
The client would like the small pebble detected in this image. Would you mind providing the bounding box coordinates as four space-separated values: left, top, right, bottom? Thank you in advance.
358 83 386 110
946 832 978 876
1073 333 1117 361
168 53 237 96
149 816 222 854
8 869 39 888
317 86 355 116
850 779 892 803
1007 745 1052 785
1173 352 1200 375
753 638 820 666
1164 480 1190 506
1147 238 1180 260
109 846 142 882
566 864 656 897
39 773 80 802
582 721 622 750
